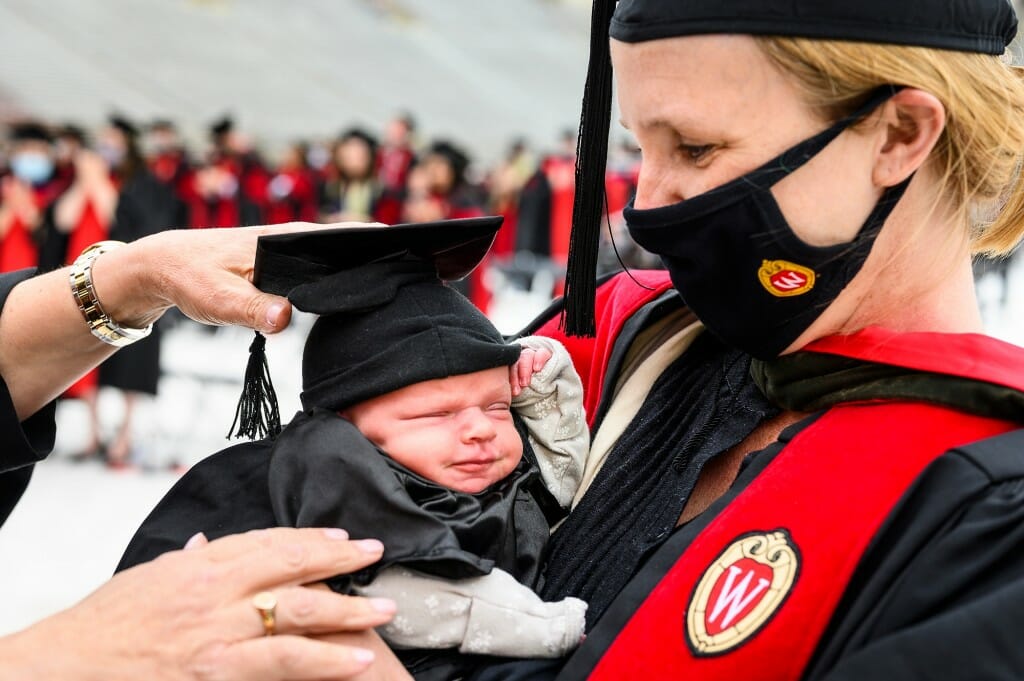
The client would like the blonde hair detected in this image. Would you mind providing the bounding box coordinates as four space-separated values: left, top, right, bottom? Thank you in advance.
755 36 1024 257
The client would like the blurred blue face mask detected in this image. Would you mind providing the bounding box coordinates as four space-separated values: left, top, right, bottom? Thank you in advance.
10 152 54 185
97 143 125 168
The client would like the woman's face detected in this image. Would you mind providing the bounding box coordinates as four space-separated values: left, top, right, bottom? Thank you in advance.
613 34 885 248
424 154 456 193
336 138 373 178
611 34 951 349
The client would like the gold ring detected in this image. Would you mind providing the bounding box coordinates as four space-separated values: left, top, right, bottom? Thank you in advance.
252 591 277 636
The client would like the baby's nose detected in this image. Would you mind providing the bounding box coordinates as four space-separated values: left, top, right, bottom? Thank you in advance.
459 407 497 441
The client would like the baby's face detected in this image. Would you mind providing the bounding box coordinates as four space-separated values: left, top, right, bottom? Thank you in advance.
342 366 523 494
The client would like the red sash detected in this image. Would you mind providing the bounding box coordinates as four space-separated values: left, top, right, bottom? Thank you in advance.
588 403 1017 679
535 270 674 429
0 215 38 272
65 199 109 265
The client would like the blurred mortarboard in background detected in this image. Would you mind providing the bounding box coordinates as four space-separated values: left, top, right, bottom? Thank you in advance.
209 115 234 139
229 216 520 440
56 123 87 145
108 113 140 138
562 0 1019 337
338 127 379 152
8 121 52 144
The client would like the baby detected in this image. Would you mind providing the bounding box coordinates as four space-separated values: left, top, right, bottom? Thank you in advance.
270 334 588 669
119 219 589 679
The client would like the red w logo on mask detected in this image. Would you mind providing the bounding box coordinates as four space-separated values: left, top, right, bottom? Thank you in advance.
758 260 816 297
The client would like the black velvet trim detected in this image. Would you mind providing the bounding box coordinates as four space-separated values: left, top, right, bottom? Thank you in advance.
753 352 1024 422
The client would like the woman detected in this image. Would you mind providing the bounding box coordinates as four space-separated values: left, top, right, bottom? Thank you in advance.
0 222 412 679
464 0 1024 679
319 128 382 223
0 123 63 273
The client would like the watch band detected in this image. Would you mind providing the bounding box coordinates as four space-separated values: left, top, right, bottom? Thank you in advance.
69 240 153 347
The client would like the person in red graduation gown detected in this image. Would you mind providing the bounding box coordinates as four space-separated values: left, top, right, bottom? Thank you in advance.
265 142 318 225
402 140 491 312
0 123 64 273
318 128 382 224
187 117 266 228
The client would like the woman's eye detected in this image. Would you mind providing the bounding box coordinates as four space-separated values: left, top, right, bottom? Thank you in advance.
680 144 714 161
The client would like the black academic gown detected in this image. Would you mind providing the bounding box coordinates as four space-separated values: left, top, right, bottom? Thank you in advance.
469 285 1024 681
98 172 178 395
119 410 561 679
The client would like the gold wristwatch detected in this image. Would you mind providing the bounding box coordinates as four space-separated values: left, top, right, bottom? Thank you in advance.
69 240 153 347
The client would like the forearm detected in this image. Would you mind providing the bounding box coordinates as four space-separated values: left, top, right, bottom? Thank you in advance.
0 238 166 420
0 221 355 422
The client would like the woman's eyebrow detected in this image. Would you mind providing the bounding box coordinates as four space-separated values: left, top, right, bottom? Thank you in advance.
623 114 715 137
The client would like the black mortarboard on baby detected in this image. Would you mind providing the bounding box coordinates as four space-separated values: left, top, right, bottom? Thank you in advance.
228 216 520 440
563 0 1019 337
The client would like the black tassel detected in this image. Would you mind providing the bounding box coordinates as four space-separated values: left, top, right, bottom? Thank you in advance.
561 0 617 338
227 331 282 440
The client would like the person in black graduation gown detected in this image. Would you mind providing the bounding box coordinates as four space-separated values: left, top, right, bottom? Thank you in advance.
94 115 179 465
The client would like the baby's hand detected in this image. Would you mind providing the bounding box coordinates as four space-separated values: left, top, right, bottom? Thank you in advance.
510 343 553 397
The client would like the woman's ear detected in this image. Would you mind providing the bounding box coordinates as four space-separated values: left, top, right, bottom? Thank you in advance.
873 88 946 188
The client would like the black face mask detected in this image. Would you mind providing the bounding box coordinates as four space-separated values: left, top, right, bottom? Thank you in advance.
625 86 911 360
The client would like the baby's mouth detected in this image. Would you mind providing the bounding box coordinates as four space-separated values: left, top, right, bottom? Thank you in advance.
450 455 498 472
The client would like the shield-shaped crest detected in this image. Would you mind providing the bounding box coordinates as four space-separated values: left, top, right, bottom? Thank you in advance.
686 530 800 656
758 260 816 297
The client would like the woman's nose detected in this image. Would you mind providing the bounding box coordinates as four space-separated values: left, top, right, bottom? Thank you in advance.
632 161 686 210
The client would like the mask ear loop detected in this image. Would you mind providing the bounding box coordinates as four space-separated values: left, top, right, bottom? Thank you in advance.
604 190 656 291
